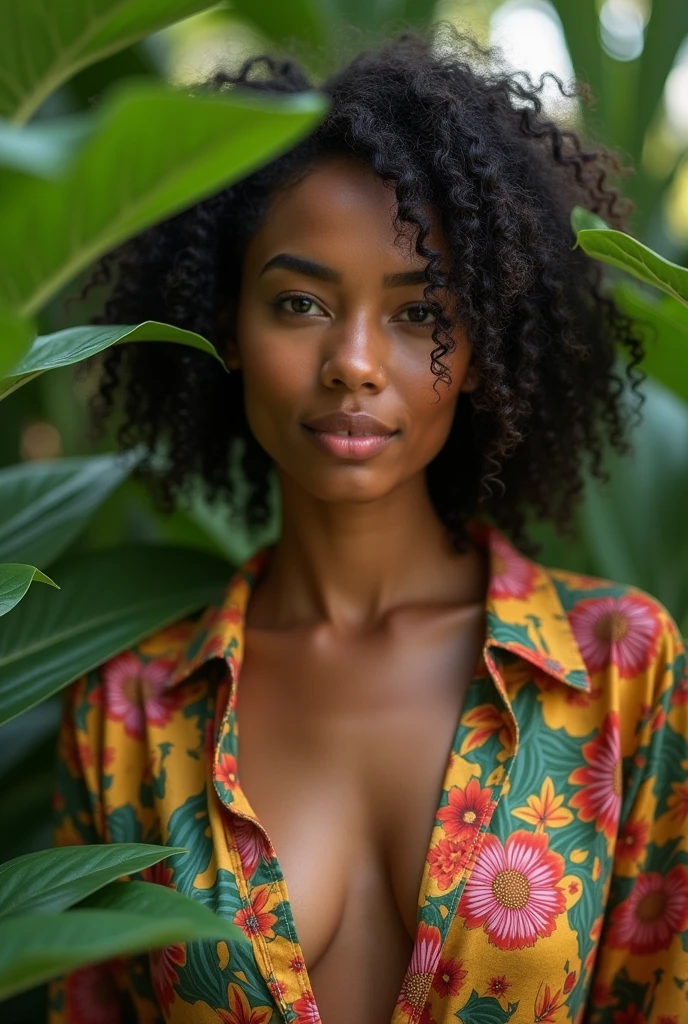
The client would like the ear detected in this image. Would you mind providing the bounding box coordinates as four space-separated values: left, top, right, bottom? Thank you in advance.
217 300 241 370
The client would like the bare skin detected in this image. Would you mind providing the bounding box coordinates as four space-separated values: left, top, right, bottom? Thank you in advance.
221 156 489 1023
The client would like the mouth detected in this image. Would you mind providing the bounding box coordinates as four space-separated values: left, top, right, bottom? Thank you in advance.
301 424 399 461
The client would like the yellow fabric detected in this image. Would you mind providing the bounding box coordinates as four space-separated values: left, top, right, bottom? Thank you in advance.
48 524 688 1024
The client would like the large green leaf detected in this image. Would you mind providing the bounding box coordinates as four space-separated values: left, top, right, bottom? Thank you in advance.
614 281 688 403
0 321 226 401
0 115 93 178
0 544 231 725
0 844 188 918
0 880 246 1001
0 304 34 378
571 206 688 306
0 82 327 317
0 451 141 566
0 565 58 617
0 0 218 123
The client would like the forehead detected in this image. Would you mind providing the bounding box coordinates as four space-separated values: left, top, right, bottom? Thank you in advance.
244 156 446 268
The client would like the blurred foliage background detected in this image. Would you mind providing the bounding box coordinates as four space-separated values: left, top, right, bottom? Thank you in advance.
1 1 688 1018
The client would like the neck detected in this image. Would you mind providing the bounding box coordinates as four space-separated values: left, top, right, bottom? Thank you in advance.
249 471 487 632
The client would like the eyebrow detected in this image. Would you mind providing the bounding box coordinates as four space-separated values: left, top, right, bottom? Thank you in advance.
259 253 429 288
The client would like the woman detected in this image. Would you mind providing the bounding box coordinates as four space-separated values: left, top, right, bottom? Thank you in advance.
50 24 688 1024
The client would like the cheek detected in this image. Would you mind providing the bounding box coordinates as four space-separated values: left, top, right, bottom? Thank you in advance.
401 346 464 437
237 318 314 448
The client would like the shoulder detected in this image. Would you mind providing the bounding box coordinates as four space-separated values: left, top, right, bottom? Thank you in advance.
544 563 686 700
63 610 207 740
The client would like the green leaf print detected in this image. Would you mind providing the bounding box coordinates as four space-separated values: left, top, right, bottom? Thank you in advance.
107 804 145 844
456 989 518 1023
166 788 213 893
486 615 537 651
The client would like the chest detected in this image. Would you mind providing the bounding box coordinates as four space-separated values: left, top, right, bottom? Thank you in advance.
232 611 484 1022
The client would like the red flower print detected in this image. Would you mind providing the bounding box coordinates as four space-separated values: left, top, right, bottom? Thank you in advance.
534 983 565 1023
142 860 174 887
65 964 121 1024
488 532 538 599
427 836 472 890
671 664 688 706
657 1017 679 1024
607 865 688 954
458 831 566 950
150 943 185 1016
216 752 240 791
218 982 274 1023
396 921 442 1016
233 884 278 941
103 651 178 739
564 971 577 994
432 956 467 997
569 593 661 678
289 954 306 973
617 820 649 862
569 712 622 841
232 816 272 877
486 976 511 998
419 1007 439 1024
291 991 320 1023
591 980 612 1006
437 779 494 839
612 1007 644 1024
268 977 288 1002
667 780 688 823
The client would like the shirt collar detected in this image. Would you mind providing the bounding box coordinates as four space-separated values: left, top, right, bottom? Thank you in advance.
167 521 590 693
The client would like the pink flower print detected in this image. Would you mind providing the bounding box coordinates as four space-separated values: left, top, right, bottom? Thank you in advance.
607 866 688 955
232 815 272 878
457 830 566 950
569 712 622 840
397 921 443 1016
103 651 177 739
569 593 661 678
488 532 538 600
291 991 320 1023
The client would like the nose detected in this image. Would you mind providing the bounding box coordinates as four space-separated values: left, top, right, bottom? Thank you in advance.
319 313 387 393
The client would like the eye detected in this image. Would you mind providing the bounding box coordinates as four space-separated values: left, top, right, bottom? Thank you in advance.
274 293 326 317
396 304 436 326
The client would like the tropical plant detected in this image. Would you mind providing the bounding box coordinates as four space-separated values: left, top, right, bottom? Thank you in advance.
1 0 687 1017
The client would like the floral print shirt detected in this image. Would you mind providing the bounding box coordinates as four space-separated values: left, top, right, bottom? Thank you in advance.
48 523 688 1024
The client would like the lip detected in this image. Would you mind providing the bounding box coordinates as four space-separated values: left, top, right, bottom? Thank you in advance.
301 425 397 460
303 411 396 435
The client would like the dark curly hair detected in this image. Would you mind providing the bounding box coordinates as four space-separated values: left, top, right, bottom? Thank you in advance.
79 21 645 552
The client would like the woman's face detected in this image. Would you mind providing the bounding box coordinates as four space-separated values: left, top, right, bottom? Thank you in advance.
230 156 475 506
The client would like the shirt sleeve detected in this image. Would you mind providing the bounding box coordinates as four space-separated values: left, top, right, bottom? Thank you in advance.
584 612 688 1023
47 674 164 1024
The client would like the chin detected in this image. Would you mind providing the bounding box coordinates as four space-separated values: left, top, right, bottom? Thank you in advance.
296 470 396 505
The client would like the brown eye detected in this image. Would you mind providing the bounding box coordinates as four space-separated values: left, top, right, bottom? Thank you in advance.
399 304 435 325
274 294 325 317
290 296 314 314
